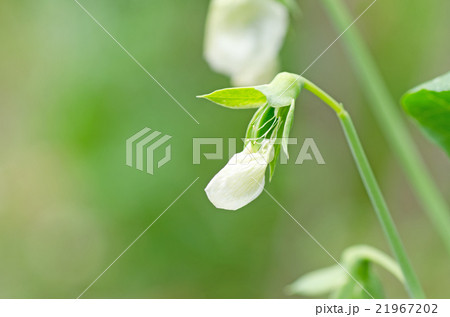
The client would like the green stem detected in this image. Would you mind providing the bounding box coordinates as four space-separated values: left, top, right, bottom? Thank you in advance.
342 245 404 284
302 79 425 299
320 0 450 254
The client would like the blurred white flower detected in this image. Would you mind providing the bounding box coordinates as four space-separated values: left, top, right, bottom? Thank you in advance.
204 0 289 86
205 141 273 210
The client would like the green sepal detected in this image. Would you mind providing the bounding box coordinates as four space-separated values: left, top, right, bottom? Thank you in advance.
255 72 303 108
268 106 287 180
198 87 267 109
244 104 275 151
243 99 296 181
245 105 268 142
255 106 276 139
282 99 295 158
268 144 280 181
402 72 450 157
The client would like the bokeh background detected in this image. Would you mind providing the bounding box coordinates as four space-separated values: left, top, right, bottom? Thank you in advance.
0 0 449 298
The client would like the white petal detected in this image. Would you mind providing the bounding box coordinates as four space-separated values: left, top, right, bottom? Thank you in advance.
286 265 348 296
231 57 279 87
205 147 270 210
204 0 288 86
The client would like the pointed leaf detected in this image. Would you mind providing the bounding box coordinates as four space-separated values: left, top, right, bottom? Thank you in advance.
402 72 450 156
198 87 267 109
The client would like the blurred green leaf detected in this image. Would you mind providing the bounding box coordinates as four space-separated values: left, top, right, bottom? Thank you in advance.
198 87 267 109
402 72 450 156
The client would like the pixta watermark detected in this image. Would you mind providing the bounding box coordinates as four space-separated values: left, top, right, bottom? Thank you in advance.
126 128 325 175
126 128 172 175
193 138 325 165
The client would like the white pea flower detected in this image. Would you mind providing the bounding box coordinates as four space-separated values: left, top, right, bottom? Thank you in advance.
204 0 289 86
205 140 274 210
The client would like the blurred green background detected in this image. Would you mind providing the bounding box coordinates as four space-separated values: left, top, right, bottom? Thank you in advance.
0 0 449 298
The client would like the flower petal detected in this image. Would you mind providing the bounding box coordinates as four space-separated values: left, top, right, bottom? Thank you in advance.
231 58 279 87
205 148 270 210
286 265 348 297
204 0 288 86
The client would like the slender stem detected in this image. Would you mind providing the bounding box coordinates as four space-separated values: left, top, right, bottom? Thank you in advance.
320 0 450 254
342 245 404 283
303 79 425 298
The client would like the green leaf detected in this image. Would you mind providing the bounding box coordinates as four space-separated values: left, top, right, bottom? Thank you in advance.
402 72 450 156
198 87 267 109
286 265 347 297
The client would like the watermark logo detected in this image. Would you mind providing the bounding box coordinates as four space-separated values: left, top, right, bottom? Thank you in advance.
125 130 324 175
193 138 325 165
126 128 172 175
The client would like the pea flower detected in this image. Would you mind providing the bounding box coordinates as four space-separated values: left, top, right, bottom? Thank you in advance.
204 0 289 86
205 140 273 210
199 72 301 210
